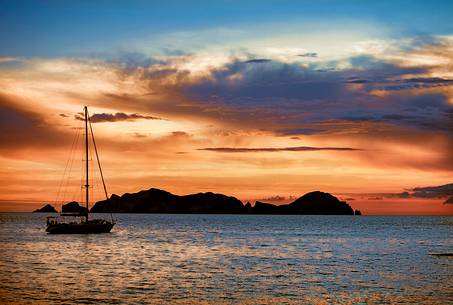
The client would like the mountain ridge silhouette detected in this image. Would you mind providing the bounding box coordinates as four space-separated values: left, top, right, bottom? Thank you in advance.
89 188 359 215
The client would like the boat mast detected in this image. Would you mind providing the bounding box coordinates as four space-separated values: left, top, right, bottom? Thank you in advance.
84 106 89 222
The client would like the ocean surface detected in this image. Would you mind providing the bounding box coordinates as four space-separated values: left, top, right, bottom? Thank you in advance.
0 213 452 304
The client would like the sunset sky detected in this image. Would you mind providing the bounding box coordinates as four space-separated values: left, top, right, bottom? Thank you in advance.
1 1 452 214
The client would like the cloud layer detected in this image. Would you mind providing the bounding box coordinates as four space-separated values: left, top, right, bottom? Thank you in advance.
412 183 453 198
0 34 452 214
75 112 163 123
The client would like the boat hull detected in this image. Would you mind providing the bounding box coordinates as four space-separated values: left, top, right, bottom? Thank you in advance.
46 221 114 234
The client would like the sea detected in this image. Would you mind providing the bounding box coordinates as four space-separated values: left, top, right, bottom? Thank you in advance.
0 213 452 304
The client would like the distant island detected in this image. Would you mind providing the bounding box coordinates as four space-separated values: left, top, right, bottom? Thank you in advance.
34 204 57 213
92 188 360 215
34 188 361 215
61 201 88 215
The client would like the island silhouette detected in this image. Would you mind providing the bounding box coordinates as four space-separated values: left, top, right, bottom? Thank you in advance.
34 204 57 213
35 188 361 215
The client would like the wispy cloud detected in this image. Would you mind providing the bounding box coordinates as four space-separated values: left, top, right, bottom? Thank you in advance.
412 183 453 198
243 58 272 64
198 146 362 153
75 112 163 123
361 183 453 200
297 52 317 58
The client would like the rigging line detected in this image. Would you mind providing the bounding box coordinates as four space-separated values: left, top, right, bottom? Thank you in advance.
63 121 83 205
88 111 109 201
54 122 81 206
88 127 96 208
71 126 84 204
92 155 102 206
70 145 83 204
80 122 85 205
61 125 80 205
88 112 100 214
93 140 104 204
90 140 101 203
54 123 77 205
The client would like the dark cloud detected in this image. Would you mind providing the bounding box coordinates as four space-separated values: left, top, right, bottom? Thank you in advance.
97 40 452 172
99 43 451 152
75 112 163 123
244 58 272 64
182 60 350 108
160 48 189 57
368 184 453 200
407 77 453 84
179 54 451 137
445 196 453 204
367 192 410 199
133 132 147 138
171 131 189 137
277 128 326 136
59 113 69 118
397 192 411 198
0 94 69 151
381 114 410 120
298 52 317 58
198 146 362 153
375 78 453 92
334 93 452 133
412 183 453 198
347 79 369 84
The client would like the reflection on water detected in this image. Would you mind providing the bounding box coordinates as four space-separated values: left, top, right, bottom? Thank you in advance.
1 213 453 304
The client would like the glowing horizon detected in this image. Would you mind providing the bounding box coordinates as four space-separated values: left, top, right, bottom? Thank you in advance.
1 1 452 214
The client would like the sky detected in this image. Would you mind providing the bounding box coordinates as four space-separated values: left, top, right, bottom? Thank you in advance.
1 0 452 214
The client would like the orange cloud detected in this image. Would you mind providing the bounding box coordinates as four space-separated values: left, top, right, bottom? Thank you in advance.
0 38 452 214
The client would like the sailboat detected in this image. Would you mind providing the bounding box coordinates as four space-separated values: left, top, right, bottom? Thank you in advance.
46 106 115 234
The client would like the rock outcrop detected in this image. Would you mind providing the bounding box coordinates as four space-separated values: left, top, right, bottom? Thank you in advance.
285 191 354 215
33 204 57 213
90 188 357 215
62 201 88 214
91 188 244 214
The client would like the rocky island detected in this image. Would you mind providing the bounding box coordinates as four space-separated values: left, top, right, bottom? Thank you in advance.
61 201 88 215
33 204 57 213
34 201 90 214
89 188 359 215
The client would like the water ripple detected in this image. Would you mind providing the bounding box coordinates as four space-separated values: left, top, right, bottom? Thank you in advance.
0 213 452 304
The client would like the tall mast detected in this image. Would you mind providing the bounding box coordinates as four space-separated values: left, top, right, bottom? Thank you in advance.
84 106 89 222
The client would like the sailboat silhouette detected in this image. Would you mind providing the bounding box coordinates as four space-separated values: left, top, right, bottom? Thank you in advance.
46 106 115 234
